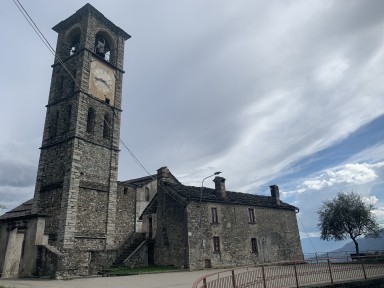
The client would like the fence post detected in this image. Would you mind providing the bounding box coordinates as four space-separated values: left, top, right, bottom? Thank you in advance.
327 259 334 284
261 265 267 288
203 278 207 288
293 262 299 288
232 270 236 288
361 258 367 279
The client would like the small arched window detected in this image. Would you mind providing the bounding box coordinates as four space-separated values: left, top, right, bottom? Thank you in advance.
86 107 95 134
103 113 111 139
145 187 150 202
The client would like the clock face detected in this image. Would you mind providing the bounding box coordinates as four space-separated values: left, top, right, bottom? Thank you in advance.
93 68 112 93
89 56 115 105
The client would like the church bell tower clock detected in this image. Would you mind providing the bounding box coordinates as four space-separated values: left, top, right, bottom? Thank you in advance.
32 4 130 250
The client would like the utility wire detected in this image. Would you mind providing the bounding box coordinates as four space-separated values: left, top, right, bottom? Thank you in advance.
297 213 318 254
15 0 185 207
12 0 79 85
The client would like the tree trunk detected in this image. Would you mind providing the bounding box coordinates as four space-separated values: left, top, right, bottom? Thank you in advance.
352 238 359 256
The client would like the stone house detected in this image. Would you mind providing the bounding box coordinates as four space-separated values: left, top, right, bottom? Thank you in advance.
0 4 303 278
140 167 303 271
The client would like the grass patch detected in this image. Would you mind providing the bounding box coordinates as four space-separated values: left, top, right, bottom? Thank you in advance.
105 265 182 276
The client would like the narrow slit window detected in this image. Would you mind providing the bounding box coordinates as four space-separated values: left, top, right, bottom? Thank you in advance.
86 107 95 134
213 236 220 252
251 238 258 253
211 208 218 223
103 113 111 139
145 187 150 201
50 110 59 137
58 76 64 98
64 105 71 132
248 208 255 223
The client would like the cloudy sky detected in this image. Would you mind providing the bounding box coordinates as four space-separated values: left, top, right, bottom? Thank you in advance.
1 0 383 251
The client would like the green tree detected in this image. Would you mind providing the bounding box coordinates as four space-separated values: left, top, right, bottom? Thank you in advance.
317 192 382 255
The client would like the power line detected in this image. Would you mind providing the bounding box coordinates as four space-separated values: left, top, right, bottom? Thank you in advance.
12 0 78 85
297 213 318 254
14 0 184 207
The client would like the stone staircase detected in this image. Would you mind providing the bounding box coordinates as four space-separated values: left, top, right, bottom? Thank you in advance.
112 233 146 266
98 233 146 276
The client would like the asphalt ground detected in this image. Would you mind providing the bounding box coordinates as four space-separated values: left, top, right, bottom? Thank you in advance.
0 269 212 288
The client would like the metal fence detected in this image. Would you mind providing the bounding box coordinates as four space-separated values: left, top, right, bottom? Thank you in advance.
192 254 384 288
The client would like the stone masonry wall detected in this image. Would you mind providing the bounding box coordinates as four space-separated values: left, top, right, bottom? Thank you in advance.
187 201 303 270
154 190 189 269
114 184 136 247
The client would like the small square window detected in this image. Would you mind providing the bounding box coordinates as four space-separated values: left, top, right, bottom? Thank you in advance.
248 208 255 223
251 238 258 253
213 236 220 252
211 208 218 223
105 98 110 104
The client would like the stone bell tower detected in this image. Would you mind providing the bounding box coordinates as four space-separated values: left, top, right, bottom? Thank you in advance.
32 4 130 250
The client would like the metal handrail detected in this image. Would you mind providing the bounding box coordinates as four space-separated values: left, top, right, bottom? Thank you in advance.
192 254 384 288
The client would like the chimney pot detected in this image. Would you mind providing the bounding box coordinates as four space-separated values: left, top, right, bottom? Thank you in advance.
269 185 280 206
213 176 226 198
157 166 170 181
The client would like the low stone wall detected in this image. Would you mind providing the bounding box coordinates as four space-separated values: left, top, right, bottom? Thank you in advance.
35 245 116 278
88 250 116 275
35 245 62 278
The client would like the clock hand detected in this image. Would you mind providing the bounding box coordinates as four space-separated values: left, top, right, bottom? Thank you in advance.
94 76 110 88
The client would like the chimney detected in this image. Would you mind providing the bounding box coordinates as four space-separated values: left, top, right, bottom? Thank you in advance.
213 176 226 198
157 166 170 181
269 185 280 206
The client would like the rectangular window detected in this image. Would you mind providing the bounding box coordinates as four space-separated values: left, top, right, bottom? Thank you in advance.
211 207 218 223
213 236 220 252
251 238 258 253
248 208 255 223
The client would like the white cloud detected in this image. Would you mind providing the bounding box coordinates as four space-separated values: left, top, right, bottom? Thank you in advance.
301 162 383 191
372 207 384 225
362 195 379 206
314 57 349 88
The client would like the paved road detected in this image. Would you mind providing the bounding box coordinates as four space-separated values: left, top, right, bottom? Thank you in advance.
0 270 211 288
1 263 383 288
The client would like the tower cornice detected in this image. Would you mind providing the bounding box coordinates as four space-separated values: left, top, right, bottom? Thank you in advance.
52 3 131 41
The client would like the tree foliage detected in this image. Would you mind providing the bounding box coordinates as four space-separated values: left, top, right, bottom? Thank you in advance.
317 192 382 255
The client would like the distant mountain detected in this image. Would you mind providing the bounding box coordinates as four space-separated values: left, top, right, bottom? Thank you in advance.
333 232 384 253
301 233 384 254
301 237 349 254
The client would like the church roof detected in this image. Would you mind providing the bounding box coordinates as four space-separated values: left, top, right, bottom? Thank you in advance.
162 182 297 210
0 199 33 220
119 175 156 187
119 172 181 187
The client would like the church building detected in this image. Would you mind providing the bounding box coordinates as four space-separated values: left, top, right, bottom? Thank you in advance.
0 4 303 278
